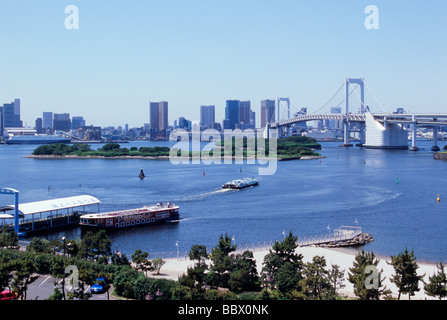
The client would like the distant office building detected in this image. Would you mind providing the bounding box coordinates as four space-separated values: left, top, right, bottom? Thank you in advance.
260 100 275 128
53 113 71 131
239 101 251 128
35 118 43 134
178 117 191 131
200 105 215 129
42 112 53 132
150 101 169 131
250 110 256 128
2 99 21 130
72 116 86 130
330 106 342 130
224 100 240 130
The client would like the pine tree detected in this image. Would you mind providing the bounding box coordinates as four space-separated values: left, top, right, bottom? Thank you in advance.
424 262 447 300
348 250 387 300
389 248 424 300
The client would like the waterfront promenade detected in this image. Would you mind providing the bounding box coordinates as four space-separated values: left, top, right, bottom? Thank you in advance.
155 246 439 300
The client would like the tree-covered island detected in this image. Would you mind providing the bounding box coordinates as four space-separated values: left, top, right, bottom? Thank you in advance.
27 136 322 160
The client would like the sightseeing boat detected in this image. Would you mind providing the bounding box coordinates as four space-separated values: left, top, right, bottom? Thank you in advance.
79 202 179 229
222 177 259 190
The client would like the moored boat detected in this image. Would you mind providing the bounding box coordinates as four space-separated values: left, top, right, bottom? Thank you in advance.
79 202 179 229
222 177 259 190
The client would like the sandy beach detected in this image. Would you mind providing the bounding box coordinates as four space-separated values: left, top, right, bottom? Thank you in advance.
152 246 441 300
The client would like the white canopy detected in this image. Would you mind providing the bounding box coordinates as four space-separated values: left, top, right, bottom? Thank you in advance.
0 195 101 218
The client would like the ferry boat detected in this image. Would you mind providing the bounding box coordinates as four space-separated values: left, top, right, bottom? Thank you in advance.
79 202 179 229
3 128 71 145
222 177 259 190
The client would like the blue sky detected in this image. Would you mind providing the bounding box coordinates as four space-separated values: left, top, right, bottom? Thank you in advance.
0 0 446 127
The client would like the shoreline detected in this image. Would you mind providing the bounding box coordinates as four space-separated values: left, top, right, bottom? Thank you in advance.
155 246 440 300
24 154 325 161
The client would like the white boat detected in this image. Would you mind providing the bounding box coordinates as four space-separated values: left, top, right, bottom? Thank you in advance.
3 128 71 145
222 177 259 189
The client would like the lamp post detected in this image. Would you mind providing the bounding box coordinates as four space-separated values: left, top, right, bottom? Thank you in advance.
175 241 179 260
62 236 66 256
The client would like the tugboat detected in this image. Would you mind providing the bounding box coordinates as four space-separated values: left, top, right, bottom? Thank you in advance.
222 177 259 190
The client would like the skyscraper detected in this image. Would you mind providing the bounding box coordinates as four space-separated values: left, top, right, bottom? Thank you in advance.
150 101 169 131
260 100 275 128
224 100 240 130
2 99 21 129
35 118 43 134
239 101 251 128
42 112 53 132
53 113 71 131
72 116 86 130
200 105 215 129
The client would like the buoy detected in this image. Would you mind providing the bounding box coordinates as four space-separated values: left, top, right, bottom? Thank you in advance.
396 178 399 184
437 194 440 202
203 170 205 176
139 169 145 179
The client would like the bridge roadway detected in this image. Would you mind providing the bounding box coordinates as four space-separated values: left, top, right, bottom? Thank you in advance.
270 113 447 128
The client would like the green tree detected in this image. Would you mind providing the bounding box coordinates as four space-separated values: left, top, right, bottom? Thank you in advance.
11 256 36 300
131 249 152 276
79 230 112 262
261 231 303 295
151 258 165 275
299 255 332 300
189 244 209 268
348 250 388 300
208 234 237 288
424 262 447 300
0 227 18 249
389 248 424 300
328 264 345 298
228 250 260 293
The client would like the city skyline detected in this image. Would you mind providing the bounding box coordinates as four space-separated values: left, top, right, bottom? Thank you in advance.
0 1 445 127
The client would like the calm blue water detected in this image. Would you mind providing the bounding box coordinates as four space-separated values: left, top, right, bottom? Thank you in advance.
1 140 446 262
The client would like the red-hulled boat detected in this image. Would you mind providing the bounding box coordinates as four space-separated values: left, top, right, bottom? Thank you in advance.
79 202 179 229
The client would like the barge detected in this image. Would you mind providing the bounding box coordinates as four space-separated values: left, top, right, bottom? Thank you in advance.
79 202 179 229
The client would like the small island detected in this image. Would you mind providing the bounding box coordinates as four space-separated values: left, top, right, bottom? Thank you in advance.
27 143 171 159
26 136 322 161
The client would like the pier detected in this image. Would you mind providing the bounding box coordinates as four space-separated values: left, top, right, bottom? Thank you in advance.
0 193 100 237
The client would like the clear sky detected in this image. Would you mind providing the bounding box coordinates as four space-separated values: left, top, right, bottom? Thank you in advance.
0 0 446 128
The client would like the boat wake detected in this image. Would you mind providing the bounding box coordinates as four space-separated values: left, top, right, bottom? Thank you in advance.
179 188 236 202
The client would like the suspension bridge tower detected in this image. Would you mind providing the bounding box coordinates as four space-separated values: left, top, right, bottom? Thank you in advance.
341 78 365 147
277 97 291 137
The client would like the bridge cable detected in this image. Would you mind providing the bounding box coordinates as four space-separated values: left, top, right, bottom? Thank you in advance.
362 80 388 113
310 82 345 115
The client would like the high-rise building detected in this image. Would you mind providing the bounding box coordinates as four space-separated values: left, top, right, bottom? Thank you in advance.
53 113 71 131
239 101 251 128
224 100 240 130
42 112 53 132
250 110 256 128
2 99 21 129
330 107 342 130
150 101 169 131
200 105 215 129
260 100 275 128
35 118 43 134
72 116 86 130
